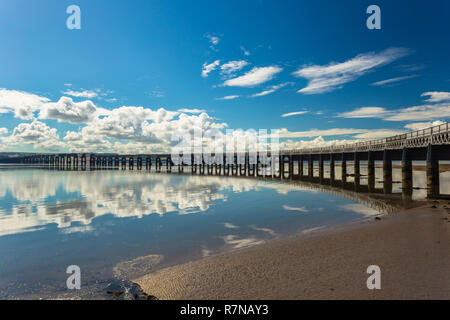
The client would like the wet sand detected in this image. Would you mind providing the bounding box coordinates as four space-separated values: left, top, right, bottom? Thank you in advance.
135 201 450 299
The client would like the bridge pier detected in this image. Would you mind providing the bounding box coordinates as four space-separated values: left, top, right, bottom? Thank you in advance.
354 152 360 191
341 153 347 187
426 144 439 198
402 148 413 199
330 154 335 186
383 150 392 194
308 154 313 181
299 155 304 180
367 151 375 193
319 154 324 183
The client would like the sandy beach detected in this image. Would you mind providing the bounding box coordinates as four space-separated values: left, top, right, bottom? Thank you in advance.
135 201 450 300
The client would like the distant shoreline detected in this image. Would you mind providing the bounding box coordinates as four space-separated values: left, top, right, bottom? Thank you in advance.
135 202 450 299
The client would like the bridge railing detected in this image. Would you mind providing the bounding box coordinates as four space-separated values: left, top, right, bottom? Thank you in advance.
284 122 449 154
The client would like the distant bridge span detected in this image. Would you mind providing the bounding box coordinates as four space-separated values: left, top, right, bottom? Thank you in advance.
21 122 450 199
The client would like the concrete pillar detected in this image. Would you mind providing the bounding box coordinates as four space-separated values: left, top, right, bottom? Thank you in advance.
319 154 324 183
288 155 294 179
383 150 392 194
426 144 439 198
354 152 360 190
308 154 313 180
299 155 304 179
341 153 347 187
232 154 238 176
277 155 283 179
129 157 134 170
402 148 413 198
240 154 247 176
367 151 375 192
330 154 335 186
166 156 172 172
256 155 261 177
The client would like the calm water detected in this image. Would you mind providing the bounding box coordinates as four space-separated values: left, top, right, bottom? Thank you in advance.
0 165 445 299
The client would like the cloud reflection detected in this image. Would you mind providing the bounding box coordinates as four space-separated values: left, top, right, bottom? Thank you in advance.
0 170 315 237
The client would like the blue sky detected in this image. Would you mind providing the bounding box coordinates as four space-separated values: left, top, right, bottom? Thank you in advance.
0 0 449 153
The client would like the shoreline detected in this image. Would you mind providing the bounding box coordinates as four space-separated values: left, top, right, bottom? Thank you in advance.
135 201 450 299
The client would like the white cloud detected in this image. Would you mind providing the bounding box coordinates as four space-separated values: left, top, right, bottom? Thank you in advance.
149 90 164 98
220 60 249 76
206 35 220 45
240 46 250 56
39 97 99 124
371 74 419 86
352 129 406 139
281 111 308 118
337 106 389 118
384 103 450 121
421 91 450 103
275 127 405 139
293 47 409 94
62 89 98 98
0 88 50 120
216 95 240 100
205 34 220 50
276 128 368 138
250 82 291 97
0 128 8 135
201 60 220 78
177 108 206 114
2 120 66 151
223 66 283 87
338 103 450 122
64 83 72 87
63 107 226 153
404 120 445 131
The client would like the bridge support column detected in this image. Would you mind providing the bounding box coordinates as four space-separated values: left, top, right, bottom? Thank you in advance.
319 154 324 183
367 151 375 192
341 153 347 187
383 150 392 194
288 155 293 179
277 155 283 179
167 156 172 172
354 152 360 191
426 144 439 198
299 155 304 179
330 154 335 186
308 154 313 181
402 148 413 198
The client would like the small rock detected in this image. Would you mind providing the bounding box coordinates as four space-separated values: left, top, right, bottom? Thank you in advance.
430 205 437 208
375 216 381 221
107 291 123 297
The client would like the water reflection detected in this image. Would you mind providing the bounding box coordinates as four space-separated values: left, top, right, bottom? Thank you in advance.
0 168 411 237
0 167 428 299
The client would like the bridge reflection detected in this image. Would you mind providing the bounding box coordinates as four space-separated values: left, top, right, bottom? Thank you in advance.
7 162 426 216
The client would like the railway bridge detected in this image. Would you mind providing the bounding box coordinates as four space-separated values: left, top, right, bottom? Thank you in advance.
21 122 450 199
